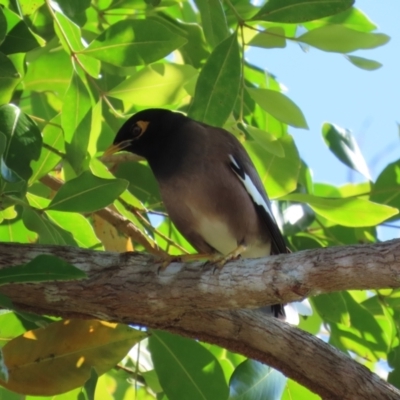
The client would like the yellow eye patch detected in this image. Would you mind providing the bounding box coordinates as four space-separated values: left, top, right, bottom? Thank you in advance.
137 120 149 134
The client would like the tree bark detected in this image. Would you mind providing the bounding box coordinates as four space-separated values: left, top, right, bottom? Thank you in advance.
0 240 400 399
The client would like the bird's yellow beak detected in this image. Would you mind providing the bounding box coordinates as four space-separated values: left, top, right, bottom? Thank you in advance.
103 139 133 157
103 143 122 157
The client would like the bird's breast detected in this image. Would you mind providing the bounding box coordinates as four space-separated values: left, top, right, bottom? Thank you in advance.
189 207 237 255
187 204 271 258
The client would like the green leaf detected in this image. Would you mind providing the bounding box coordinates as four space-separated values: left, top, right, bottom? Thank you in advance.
242 124 285 157
156 218 197 256
322 123 371 180
282 379 320 400
22 207 78 246
149 15 209 69
331 292 390 360
0 133 27 198
109 63 198 107
149 330 228 400
312 293 350 325
324 7 377 32
111 160 161 206
0 55 21 105
0 386 20 399
47 171 128 213
29 116 65 184
0 8 42 54
55 0 91 25
244 134 300 198
83 368 98 400
0 254 86 286
248 27 286 49
298 25 390 53
26 92 58 122
83 19 187 67
62 73 92 143
194 0 229 47
246 87 308 129
0 311 30 348
282 193 399 227
338 181 371 198
65 109 92 174
229 359 286 400
189 32 240 127
0 52 20 78
23 47 73 94
0 104 42 181
18 0 45 16
54 11 84 53
252 0 354 23
0 7 6 45
370 160 400 221
46 210 103 249
0 130 6 155
0 206 17 223
388 346 400 388
0 213 37 243
53 12 100 78
345 55 382 70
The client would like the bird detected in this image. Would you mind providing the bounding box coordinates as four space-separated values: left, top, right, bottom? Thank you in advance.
105 108 288 318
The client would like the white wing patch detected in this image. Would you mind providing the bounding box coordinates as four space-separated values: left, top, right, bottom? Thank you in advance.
228 154 274 221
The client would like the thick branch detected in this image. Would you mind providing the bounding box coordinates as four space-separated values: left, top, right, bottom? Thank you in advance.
1 240 399 318
169 310 399 400
0 240 400 399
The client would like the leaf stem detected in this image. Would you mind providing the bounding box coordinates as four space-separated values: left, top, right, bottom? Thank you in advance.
223 0 244 24
118 198 189 254
239 25 245 122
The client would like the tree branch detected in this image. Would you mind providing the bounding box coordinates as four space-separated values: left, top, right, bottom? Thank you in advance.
1 240 400 399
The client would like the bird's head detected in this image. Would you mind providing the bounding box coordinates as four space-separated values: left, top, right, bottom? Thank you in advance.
104 108 186 159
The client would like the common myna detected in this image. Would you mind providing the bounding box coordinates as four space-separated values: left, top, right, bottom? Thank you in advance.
106 108 288 317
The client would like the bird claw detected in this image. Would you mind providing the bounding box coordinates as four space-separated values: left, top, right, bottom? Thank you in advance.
156 247 244 274
156 252 214 273
209 244 246 272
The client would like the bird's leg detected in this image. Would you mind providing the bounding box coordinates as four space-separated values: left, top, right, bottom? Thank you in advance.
156 243 246 273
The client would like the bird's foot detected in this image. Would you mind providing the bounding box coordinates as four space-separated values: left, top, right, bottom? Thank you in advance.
207 243 247 272
156 244 246 273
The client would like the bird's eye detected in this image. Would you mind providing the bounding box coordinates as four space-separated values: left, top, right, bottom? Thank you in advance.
132 125 142 138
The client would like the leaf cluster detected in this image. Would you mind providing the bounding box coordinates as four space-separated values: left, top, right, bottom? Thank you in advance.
0 0 399 398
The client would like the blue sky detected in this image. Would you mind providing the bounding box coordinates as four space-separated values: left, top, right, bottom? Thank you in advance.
248 0 399 185
247 1 400 240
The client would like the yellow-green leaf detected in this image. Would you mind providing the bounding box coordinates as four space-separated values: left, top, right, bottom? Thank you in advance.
345 55 382 71
298 25 390 53
282 193 399 226
1 320 147 395
83 19 187 67
109 63 198 107
248 27 286 49
246 87 308 129
47 171 128 213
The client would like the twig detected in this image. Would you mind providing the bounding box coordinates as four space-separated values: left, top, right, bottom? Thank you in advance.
40 175 167 257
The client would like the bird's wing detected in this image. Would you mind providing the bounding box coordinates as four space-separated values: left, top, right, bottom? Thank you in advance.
228 152 288 254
